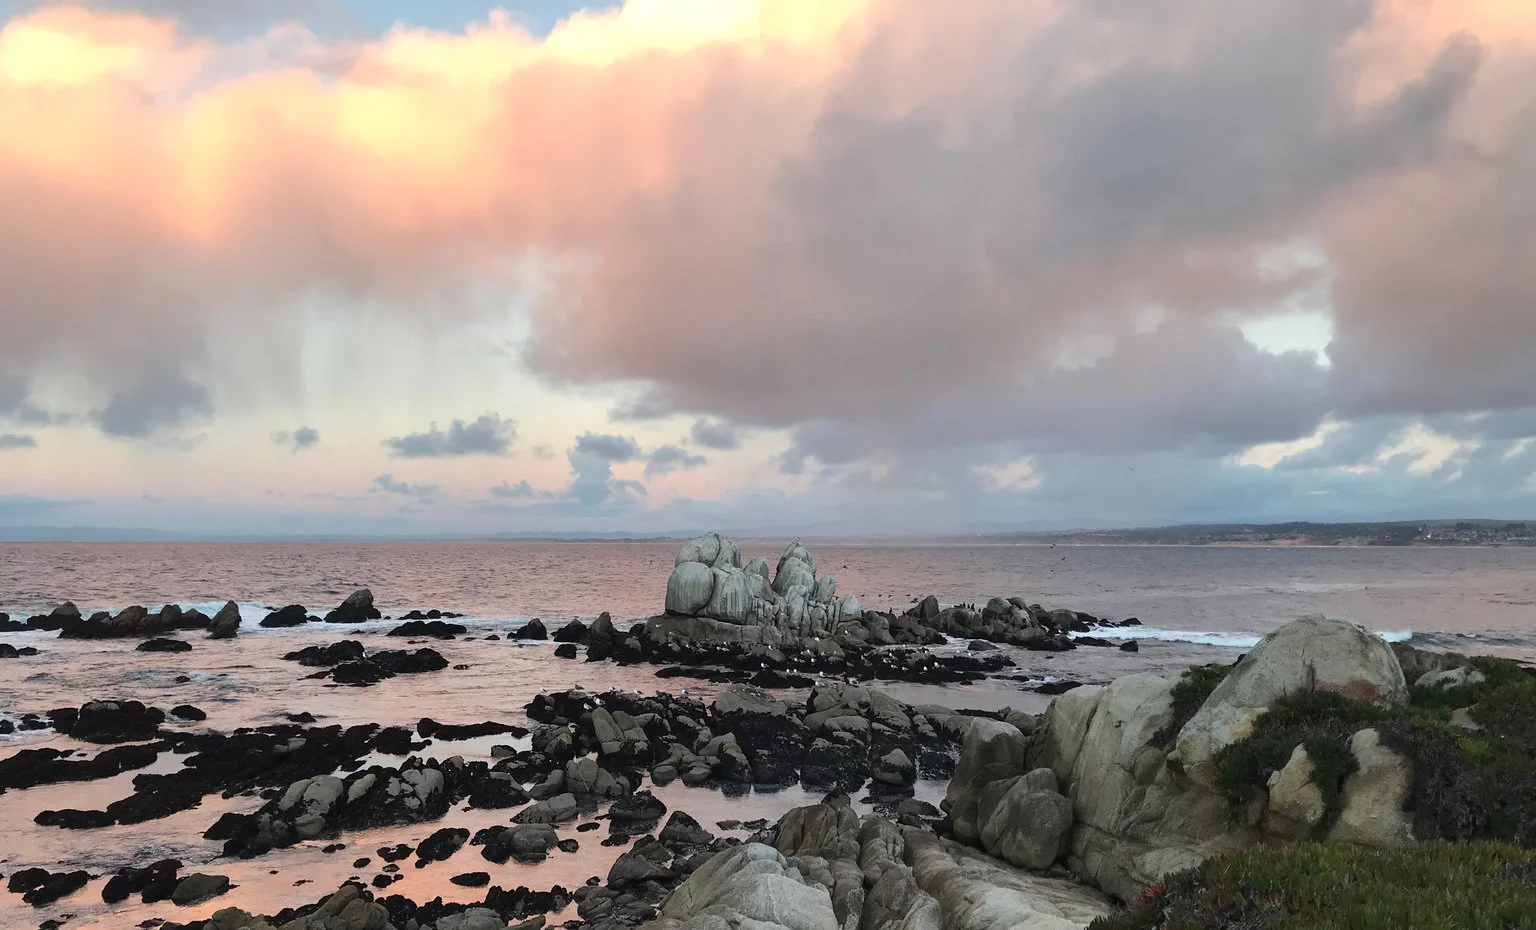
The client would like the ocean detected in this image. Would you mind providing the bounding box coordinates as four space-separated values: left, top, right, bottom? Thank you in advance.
4 539 1536 656
1 540 1533 927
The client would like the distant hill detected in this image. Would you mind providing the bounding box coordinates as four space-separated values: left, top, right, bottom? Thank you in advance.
980 520 1536 547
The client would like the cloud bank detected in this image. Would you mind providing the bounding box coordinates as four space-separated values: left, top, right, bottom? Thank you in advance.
0 0 1534 530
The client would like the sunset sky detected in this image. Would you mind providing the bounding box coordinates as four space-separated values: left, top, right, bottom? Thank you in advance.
1 0 1535 537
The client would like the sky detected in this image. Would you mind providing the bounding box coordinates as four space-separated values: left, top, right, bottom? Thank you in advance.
1 0 1536 538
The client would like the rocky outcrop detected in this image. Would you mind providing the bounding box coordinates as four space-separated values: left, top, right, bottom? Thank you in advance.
208 601 242 639
281 640 449 686
1172 615 1407 787
659 534 858 639
208 883 393 930
903 831 1108 930
943 719 1028 844
21 602 81 631
57 603 206 639
646 800 1107 930
528 683 964 795
326 589 383 624
1018 616 1416 903
48 700 166 743
646 843 840 930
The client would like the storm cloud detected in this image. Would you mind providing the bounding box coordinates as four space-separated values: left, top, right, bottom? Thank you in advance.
1 0 1535 531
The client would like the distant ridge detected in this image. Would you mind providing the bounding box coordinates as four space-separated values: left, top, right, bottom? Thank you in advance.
2 519 1533 545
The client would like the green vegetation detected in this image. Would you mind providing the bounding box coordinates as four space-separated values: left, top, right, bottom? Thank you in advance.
1096 655 1536 928
1152 664 1234 749
1380 657 1536 847
1087 841 1536 930
1214 690 1386 824
1205 656 1536 843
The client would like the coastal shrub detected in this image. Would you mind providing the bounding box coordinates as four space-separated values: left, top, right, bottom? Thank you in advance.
1213 689 1387 823
1381 657 1536 847
1152 664 1234 749
1087 840 1536 930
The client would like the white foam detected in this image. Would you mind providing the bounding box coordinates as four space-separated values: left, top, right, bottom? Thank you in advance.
1097 626 1414 649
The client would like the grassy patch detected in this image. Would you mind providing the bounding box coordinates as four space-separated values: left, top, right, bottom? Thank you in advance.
1152 664 1234 749
1088 841 1536 930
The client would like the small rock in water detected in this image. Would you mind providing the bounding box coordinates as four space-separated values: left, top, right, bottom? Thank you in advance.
1120 640 1139 652
450 871 490 888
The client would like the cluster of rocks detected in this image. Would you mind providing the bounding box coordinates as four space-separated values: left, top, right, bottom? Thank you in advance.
166 880 569 930
162 802 758 930
905 595 1143 651
6 867 92 907
539 611 1012 687
260 592 464 629
389 620 469 639
96 860 232 907
26 714 437 831
644 792 1108 930
1 589 470 642
526 682 969 796
0 642 39 657
636 534 1145 683
283 640 449 685
3 600 244 640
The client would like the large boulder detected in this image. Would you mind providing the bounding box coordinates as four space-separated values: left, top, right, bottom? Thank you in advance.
1326 728 1415 848
677 532 741 570
904 830 1109 930
207 601 241 639
326 589 381 624
1172 616 1407 786
643 843 837 930
666 562 715 616
942 719 1027 844
776 800 860 862
705 567 753 624
975 768 1073 869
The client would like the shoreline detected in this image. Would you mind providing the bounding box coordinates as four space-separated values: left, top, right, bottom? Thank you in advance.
1 534 1533 929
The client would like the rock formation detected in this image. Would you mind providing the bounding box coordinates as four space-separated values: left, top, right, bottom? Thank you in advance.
658 535 860 645
981 615 1419 902
644 796 1108 930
